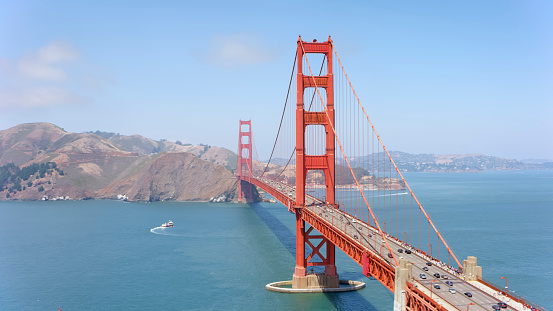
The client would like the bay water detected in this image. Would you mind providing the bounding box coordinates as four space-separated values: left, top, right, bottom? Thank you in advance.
0 170 551 310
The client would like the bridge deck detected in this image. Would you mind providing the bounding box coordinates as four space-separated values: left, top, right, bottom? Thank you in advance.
244 176 520 311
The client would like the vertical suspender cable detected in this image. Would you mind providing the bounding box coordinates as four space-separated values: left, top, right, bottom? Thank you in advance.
331 42 462 268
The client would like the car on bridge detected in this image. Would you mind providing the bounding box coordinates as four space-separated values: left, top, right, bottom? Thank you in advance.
422 267 429 271
388 253 393 258
405 249 412 254
420 273 426 279
497 302 508 308
441 275 449 279
397 248 403 253
464 292 472 297
445 281 453 286
434 284 440 289
433 273 440 278
449 288 456 294
426 262 432 266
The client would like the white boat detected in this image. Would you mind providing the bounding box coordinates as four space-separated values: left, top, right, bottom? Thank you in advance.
161 220 173 227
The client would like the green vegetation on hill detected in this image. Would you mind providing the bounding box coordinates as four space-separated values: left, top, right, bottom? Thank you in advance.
84 130 120 140
0 162 63 193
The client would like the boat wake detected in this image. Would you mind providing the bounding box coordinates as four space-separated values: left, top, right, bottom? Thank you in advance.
150 226 178 236
151 220 175 235
150 226 184 237
150 226 165 234
374 192 408 197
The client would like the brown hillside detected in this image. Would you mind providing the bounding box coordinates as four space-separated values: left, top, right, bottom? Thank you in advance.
0 123 243 202
97 152 239 202
106 134 237 171
108 134 159 154
0 123 67 165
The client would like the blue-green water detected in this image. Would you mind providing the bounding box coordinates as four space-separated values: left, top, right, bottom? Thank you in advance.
0 170 551 310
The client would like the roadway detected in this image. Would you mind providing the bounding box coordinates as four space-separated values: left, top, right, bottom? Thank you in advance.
256 176 515 311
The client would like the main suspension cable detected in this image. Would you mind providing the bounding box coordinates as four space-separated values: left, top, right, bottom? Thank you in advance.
275 54 327 179
261 53 297 177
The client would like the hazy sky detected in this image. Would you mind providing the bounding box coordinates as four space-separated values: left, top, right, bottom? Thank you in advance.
0 0 551 160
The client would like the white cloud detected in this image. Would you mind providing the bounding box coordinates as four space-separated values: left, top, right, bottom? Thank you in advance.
0 41 99 108
205 34 278 67
37 41 80 63
0 86 84 108
16 41 80 82
17 56 68 82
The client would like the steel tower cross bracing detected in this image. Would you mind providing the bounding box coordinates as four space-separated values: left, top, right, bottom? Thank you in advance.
293 36 338 287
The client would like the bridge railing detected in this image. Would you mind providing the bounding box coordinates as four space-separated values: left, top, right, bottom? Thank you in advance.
476 276 546 311
405 282 449 311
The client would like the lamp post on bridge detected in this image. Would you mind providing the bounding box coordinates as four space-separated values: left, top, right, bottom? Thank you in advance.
467 302 475 311
501 276 508 295
430 279 437 298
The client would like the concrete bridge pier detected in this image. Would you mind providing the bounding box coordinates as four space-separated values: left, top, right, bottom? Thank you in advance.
462 256 482 281
292 214 339 289
394 258 412 311
292 272 340 289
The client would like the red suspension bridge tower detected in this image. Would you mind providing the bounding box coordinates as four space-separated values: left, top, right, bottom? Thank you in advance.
237 120 253 203
293 36 338 289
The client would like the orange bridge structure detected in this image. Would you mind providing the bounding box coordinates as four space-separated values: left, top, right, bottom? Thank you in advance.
236 37 543 311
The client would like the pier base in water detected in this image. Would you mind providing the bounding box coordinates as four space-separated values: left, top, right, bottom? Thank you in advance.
266 279 365 293
292 272 339 289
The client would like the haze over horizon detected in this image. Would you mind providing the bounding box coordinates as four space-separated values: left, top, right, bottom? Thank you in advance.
1 1 551 160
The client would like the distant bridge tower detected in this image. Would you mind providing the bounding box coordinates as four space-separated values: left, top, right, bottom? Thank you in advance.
237 120 253 203
292 36 338 289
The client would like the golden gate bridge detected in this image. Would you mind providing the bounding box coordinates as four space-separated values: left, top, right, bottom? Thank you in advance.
236 36 543 311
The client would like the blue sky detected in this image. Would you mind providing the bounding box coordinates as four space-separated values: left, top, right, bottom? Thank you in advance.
0 0 551 160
